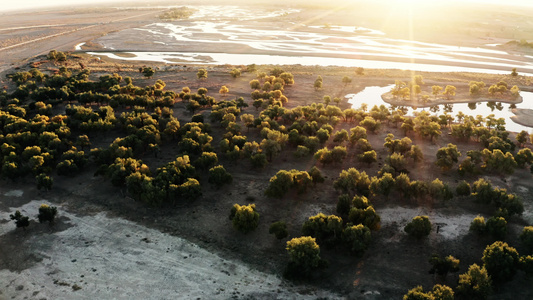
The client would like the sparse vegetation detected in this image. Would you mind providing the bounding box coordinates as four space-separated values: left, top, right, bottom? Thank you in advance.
404 216 431 239
9 210 30 229
229 203 259 233
38 204 57 224
2 28 533 298
159 7 195 20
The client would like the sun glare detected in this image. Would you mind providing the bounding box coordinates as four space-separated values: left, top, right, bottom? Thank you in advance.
382 0 533 9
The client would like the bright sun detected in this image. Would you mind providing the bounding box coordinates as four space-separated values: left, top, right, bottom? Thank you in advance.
385 0 533 8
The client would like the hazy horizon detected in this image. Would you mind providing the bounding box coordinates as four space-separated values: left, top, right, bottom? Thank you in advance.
0 0 137 12
2 0 533 12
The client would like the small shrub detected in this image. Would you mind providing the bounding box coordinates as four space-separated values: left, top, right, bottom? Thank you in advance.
456 180 471 196
404 215 431 239
229 203 259 233
269 221 288 240
342 224 371 256
520 226 533 252
230 68 241 78
336 194 352 215
208 165 233 188
285 236 322 275
36 173 53 191
308 166 325 184
38 204 57 224
191 114 204 123
250 153 267 168
482 241 519 284
456 264 492 299
470 216 486 235
486 216 507 239
9 210 30 229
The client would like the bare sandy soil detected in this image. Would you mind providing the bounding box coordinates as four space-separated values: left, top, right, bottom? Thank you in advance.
511 108 533 128
0 7 165 76
3 1 533 77
0 199 340 300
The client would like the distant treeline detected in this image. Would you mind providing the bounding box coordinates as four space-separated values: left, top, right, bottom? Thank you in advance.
159 7 195 20
506 40 533 49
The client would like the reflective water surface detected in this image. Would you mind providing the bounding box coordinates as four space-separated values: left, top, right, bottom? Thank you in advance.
87 6 533 75
346 86 532 133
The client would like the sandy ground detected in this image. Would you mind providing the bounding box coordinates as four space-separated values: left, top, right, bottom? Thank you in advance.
3 1 533 77
511 108 533 128
0 7 165 76
0 198 341 300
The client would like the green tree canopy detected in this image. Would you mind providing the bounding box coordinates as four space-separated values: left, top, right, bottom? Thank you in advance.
229 203 259 233
482 241 520 284
286 236 321 274
405 216 431 239
456 264 492 300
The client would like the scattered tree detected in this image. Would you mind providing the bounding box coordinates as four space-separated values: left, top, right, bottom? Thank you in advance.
358 150 377 165
230 68 241 78
403 285 454 300
36 173 53 191
308 166 325 184
250 79 261 89
219 85 229 96
9 210 30 229
456 264 492 300
429 254 460 278
140 67 155 78
229 203 259 233
470 215 486 235
482 241 520 284
520 226 533 252
432 85 443 99
38 204 57 224
348 202 381 230
456 180 471 196
208 165 233 188
336 194 352 215
197 68 208 80
443 85 456 99
342 76 352 87
404 216 431 239
285 236 322 275
486 216 507 239
342 224 372 256
314 77 323 91
269 221 288 240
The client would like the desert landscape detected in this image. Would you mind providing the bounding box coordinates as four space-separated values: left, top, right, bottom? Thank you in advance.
1 1 533 299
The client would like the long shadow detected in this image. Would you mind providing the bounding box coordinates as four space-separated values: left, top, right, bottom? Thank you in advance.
0 216 72 272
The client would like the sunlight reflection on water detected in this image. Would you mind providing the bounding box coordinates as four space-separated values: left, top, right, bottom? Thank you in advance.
346 86 533 133
87 5 533 75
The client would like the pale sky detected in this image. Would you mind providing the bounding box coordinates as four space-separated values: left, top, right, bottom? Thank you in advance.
0 0 134 12
2 0 532 12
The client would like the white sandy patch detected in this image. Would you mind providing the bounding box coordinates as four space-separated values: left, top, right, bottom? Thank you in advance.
520 194 533 224
74 42 85 51
379 206 479 240
3 190 23 197
0 201 341 299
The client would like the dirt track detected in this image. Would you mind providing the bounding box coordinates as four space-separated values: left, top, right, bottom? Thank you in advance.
0 8 163 76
